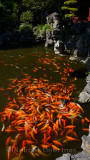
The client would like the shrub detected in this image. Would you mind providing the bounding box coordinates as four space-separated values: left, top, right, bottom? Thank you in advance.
19 23 32 31
20 10 33 24
34 24 53 36
61 0 78 19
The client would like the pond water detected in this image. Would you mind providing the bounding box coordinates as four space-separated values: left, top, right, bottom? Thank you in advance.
0 44 90 160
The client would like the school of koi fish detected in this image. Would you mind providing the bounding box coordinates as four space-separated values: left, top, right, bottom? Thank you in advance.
0 52 90 160
0 75 90 160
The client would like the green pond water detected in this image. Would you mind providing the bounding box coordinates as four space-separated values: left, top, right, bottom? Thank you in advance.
0 44 90 160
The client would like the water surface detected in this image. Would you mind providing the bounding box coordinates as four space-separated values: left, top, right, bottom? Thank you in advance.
0 44 90 160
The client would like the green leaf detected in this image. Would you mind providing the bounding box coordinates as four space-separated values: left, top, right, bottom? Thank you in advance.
64 0 77 5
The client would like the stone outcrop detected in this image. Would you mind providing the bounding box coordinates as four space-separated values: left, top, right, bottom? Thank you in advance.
64 23 90 61
0 28 38 47
78 74 90 103
56 153 71 160
64 22 90 103
45 12 65 55
54 40 65 55
45 29 54 47
56 128 90 160
45 12 60 47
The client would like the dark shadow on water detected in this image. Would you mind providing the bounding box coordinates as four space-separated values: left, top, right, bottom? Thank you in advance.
0 41 45 50
80 102 90 119
70 68 87 78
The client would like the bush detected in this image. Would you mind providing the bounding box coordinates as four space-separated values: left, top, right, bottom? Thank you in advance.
61 0 78 19
19 23 32 31
20 10 33 24
34 24 53 36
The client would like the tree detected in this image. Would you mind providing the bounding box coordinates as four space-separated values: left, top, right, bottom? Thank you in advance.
22 0 62 24
20 10 33 24
0 0 20 30
61 0 78 19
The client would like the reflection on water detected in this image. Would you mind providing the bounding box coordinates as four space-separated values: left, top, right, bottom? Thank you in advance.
0 44 90 160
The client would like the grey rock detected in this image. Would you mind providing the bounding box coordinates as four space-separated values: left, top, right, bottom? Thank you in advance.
45 12 62 49
86 74 90 82
78 91 90 103
76 36 84 48
77 47 88 60
73 49 78 57
81 135 90 156
52 29 61 39
64 42 75 51
69 56 78 61
46 12 60 29
84 82 90 94
76 158 88 160
56 153 71 160
45 29 54 47
71 151 89 160
54 40 65 54
45 39 54 47
88 48 90 57
86 58 90 72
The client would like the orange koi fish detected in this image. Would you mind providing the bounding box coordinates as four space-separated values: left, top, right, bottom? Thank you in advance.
41 144 51 148
65 125 76 129
53 140 63 146
82 128 89 132
66 136 79 141
85 117 90 123
40 124 49 131
51 145 61 151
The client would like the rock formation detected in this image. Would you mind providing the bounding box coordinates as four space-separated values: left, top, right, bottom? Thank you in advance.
45 12 65 55
56 126 90 160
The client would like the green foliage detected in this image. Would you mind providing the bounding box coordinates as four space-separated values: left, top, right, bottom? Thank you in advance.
22 0 48 10
0 2 4 8
61 6 68 10
0 0 68 30
62 0 78 19
42 24 53 35
64 0 77 5
20 11 33 23
34 24 53 36
19 23 32 31
65 13 75 18
0 0 20 29
68 7 78 11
